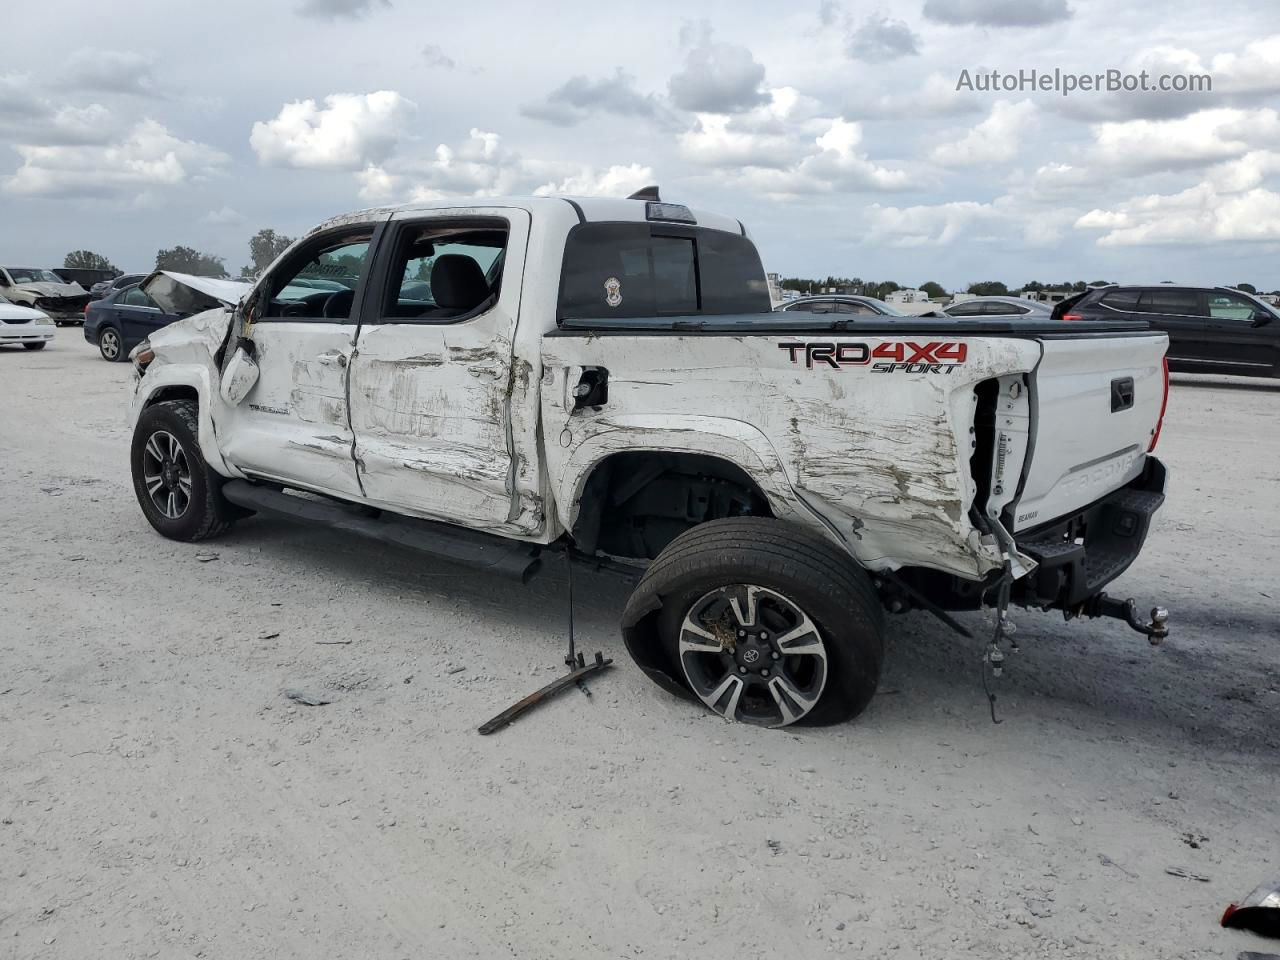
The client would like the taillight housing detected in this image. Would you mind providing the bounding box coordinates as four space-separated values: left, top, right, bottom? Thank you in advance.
1062 312 1083 322
1148 355 1170 452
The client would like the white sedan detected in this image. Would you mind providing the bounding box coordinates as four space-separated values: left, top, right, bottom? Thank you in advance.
0 292 55 350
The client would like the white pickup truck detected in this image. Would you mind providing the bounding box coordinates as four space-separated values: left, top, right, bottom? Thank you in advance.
126 191 1171 728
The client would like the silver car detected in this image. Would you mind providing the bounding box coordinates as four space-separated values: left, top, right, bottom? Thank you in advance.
943 296 1053 318
776 295 904 316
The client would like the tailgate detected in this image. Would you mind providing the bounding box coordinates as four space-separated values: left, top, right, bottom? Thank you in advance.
1013 333 1167 531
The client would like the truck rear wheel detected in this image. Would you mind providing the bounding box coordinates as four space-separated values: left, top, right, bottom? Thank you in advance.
622 518 885 727
130 400 235 542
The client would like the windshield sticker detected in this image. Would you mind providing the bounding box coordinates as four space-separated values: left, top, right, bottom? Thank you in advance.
604 277 622 308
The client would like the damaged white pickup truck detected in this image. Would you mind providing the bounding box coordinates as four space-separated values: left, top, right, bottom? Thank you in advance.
126 191 1171 728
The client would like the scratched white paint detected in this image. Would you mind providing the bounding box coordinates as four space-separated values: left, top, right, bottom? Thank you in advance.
130 195 1170 586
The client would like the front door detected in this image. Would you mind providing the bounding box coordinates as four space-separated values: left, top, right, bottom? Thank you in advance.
1202 290 1277 375
216 225 382 499
346 207 542 534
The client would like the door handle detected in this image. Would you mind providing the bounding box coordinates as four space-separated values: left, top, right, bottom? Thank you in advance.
317 351 348 368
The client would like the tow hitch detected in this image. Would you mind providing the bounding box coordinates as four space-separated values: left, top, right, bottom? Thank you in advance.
1077 593 1171 644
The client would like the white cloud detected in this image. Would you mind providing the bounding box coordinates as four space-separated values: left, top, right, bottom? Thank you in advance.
731 118 914 198
863 200 1004 246
201 206 244 225
678 87 819 169
931 99 1035 166
2 119 229 197
0 74 115 145
1089 107 1278 175
1076 183 1280 246
534 163 655 197
250 91 416 171
677 88 909 195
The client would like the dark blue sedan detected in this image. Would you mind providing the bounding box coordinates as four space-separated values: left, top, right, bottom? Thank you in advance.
84 285 177 362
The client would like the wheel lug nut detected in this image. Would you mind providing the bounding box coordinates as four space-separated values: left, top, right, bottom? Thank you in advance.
738 666 748 674
762 669 771 677
771 651 780 660
737 630 746 638
758 632 767 640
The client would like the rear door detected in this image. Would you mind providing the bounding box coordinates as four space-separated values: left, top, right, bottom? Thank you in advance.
1012 332 1168 530
1134 287 1209 369
215 223 383 499
345 206 541 534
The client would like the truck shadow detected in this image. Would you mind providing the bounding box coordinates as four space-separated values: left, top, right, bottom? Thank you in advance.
221 517 1279 756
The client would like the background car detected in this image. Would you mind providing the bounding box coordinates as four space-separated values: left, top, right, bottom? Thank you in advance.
1057 285 1279 378
776 294 904 316
54 267 118 291
89 272 149 301
84 271 250 361
85 286 170 361
942 296 1053 318
0 266 91 325
0 291 56 351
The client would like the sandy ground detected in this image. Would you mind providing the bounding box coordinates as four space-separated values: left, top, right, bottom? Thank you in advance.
1 336 1277 960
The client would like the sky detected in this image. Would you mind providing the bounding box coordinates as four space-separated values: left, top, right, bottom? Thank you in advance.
1 0 1278 290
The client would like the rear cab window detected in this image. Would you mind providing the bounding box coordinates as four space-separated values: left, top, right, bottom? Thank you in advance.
557 223 770 323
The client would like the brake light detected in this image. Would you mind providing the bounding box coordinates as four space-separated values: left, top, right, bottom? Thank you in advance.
1148 355 1169 452
1062 312 1083 322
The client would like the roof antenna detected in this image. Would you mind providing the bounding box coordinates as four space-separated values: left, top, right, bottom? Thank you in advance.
627 185 661 201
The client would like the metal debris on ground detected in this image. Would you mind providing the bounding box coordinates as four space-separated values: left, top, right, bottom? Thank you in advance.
477 652 613 735
1165 866 1211 882
284 689 333 707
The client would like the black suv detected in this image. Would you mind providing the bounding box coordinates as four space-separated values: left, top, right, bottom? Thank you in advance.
1057 285 1279 379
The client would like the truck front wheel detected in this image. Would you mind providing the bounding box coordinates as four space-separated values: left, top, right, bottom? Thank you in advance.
130 400 235 542
622 518 885 728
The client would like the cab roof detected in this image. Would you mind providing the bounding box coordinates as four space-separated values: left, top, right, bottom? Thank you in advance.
310 195 746 238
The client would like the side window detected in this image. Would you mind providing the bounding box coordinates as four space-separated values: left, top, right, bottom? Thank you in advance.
784 301 816 313
263 232 372 321
1207 292 1257 321
1101 289 1140 310
378 223 508 322
947 301 982 317
121 288 153 307
1140 289 1204 316
835 300 876 315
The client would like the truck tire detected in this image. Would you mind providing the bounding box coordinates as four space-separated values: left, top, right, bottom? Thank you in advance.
622 518 885 728
130 400 235 542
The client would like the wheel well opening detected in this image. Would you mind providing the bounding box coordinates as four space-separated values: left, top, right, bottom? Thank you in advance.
145 385 200 408
573 452 773 562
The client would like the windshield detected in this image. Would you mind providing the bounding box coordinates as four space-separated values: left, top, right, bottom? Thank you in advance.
7 268 64 284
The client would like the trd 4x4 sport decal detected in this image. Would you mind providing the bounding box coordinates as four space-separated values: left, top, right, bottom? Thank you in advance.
778 341 968 374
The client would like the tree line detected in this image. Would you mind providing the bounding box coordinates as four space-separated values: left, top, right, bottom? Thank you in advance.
62 230 296 280
778 276 1278 298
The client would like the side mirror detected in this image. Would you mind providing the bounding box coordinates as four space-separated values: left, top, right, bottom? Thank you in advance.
1252 310 1272 327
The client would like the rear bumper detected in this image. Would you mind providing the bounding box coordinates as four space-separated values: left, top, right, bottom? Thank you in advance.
1016 456 1166 609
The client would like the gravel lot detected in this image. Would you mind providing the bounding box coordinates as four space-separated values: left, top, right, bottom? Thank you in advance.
2 335 1277 960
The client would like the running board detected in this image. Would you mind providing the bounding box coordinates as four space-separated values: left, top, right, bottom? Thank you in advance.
221 479 543 583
